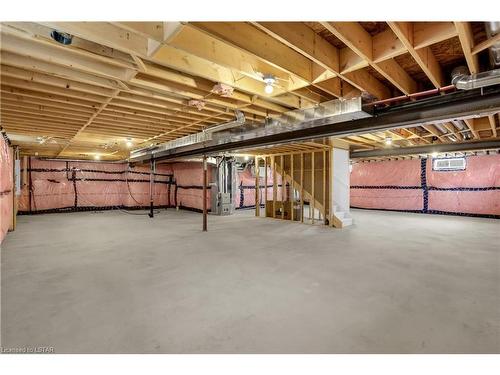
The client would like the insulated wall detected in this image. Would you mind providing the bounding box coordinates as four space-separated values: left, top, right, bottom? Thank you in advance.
350 155 500 217
18 159 213 214
0 135 13 243
234 165 283 209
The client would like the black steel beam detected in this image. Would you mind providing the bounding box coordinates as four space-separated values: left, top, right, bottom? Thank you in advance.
152 87 500 162
350 140 500 158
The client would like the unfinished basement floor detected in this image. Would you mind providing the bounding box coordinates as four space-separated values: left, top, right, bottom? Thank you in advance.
1 209 499 353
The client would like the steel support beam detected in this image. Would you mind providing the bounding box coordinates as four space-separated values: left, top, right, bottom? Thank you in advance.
350 140 500 158
147 87 500 162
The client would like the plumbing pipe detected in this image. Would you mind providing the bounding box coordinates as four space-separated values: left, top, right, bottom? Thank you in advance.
365 85 456 107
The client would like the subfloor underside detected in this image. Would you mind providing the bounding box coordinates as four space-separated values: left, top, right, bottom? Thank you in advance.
1 209 499 353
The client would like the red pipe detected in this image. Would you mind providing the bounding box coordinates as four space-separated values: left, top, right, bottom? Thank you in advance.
366 85 456 107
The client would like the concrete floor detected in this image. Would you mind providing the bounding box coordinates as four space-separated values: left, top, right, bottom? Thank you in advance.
1 209 499 353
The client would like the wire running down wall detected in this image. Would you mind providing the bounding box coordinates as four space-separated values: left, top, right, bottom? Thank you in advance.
350 155 500 218
17 159 213 214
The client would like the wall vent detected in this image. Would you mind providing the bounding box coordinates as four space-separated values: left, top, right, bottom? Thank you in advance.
432 157 466 171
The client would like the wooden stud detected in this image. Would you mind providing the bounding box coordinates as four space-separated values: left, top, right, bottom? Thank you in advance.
328 148 333 227
255 156 260 217
291 153 294 222
264 156 268 217
300 153 304 223
281 155 284 220
272 155 276 219
322 150 327 225
311 152 315 224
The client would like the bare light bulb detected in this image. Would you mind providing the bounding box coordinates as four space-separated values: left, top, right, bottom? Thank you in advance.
94 154 100 160
384 137 392 145
126 139 133 148
263 74 276 95
244 155 250 161
431 152 438 158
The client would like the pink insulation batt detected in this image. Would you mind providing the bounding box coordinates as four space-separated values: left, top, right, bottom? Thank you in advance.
350 155 500 216
0 135 13 243
234 166 282 208
18 159 173 212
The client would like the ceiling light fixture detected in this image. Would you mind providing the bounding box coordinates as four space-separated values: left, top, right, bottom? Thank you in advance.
126 138 133 148
263 74 276 94
384 136 392 145
94 154 100 160
431 151 438 158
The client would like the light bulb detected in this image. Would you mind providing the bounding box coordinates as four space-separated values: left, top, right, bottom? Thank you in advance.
431 152 438 158
384 137 392 145
94 154 100 160
264 83 274 94
244 155 250 161
126 139 133 148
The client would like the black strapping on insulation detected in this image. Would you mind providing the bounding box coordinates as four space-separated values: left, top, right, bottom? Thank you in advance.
350 157 500 219
23 167 173 177
421 158 429 213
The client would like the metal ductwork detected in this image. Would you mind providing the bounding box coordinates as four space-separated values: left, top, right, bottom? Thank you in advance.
130 110 246 162
452 66 500 90
485 21 500 67
130 97 371 163
204 110 245 133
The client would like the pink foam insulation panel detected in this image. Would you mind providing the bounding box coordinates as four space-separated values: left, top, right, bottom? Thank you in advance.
0 135 13 244
350 155 500 217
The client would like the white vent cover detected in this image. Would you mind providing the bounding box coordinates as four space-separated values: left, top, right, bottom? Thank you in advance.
432 157 466 171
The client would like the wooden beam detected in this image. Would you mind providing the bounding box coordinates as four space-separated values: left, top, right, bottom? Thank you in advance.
372 28 407 62
472 33 500 55
189 22 314 85
57 89 120 156
321 22 417 95
413 22 458 49
0 30 137 82
388 22 445 88
463 118 480 139
39 22 151 57
454 22 480 75
488 115 497 137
